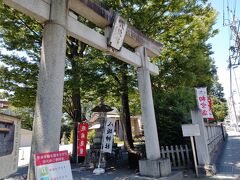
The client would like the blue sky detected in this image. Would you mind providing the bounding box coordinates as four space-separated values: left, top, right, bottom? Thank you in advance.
208 0 240 99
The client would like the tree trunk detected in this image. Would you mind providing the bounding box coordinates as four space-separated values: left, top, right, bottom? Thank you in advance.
72 92 81 163
120 64 141 169
67 37 86 163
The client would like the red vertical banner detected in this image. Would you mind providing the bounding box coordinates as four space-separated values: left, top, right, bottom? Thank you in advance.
208 97 215 121
77 123 88 157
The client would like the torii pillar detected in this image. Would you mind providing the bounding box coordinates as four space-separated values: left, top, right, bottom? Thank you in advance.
136 47 171 177
136 47 160 160
28 0 67 179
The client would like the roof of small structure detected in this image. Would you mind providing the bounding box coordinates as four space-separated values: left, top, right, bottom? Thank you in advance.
107 107 119 115
0 113 20 124
0 100 9 109
91 99 113 112
91 104 113 112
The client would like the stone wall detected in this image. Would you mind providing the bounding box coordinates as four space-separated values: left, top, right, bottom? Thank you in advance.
205 124 226 163
0 113 21 179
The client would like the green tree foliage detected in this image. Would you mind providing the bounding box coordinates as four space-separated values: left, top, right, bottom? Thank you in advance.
154 87 196 145
210 81 228 122
211 81 225 101
11 107 34 130
0 0 40 108
101 0 222 145
0 0 228 154
211 96 228 122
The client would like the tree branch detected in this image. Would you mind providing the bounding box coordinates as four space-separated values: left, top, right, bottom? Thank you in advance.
16 15 42 43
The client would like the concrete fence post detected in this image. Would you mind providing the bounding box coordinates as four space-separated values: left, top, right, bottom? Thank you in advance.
221 124 225 141
191 109 210 168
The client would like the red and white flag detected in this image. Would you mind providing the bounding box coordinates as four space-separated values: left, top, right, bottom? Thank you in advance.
208 97 215 120
195 87 214 119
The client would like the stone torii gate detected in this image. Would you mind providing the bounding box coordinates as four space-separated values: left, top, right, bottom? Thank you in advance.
3 0 170 179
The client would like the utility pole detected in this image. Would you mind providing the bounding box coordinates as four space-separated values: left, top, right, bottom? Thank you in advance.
229 58 239 131
226 1 240 131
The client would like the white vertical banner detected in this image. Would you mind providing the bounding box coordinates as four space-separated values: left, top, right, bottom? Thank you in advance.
195 87 210 118
102 118 116 153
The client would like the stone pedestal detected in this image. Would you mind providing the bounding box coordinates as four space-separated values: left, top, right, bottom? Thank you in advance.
139 158 171 178
93 116 105 144
91 115 106 168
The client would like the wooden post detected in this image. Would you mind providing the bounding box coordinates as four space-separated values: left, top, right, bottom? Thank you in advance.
190 136 199 177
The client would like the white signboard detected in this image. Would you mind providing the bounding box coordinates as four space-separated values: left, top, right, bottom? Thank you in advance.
181 124 200 137
102 118 116 153
108 15 127 50
195 87 210 118
34 150 73 180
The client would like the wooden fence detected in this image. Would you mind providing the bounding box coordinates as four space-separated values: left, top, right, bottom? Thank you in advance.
160 145 192 169
85 144 192 169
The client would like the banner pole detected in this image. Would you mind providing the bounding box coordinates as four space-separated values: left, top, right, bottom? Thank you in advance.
98 116 107 167
93 114 107 174
76 122 79 164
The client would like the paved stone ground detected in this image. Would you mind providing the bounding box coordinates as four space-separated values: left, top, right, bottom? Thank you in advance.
3 165 136 180
4 153 137 180
183 130 240 180
72 167 134 180
4 130 240 180
212 130 240 179
3 166 28 180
